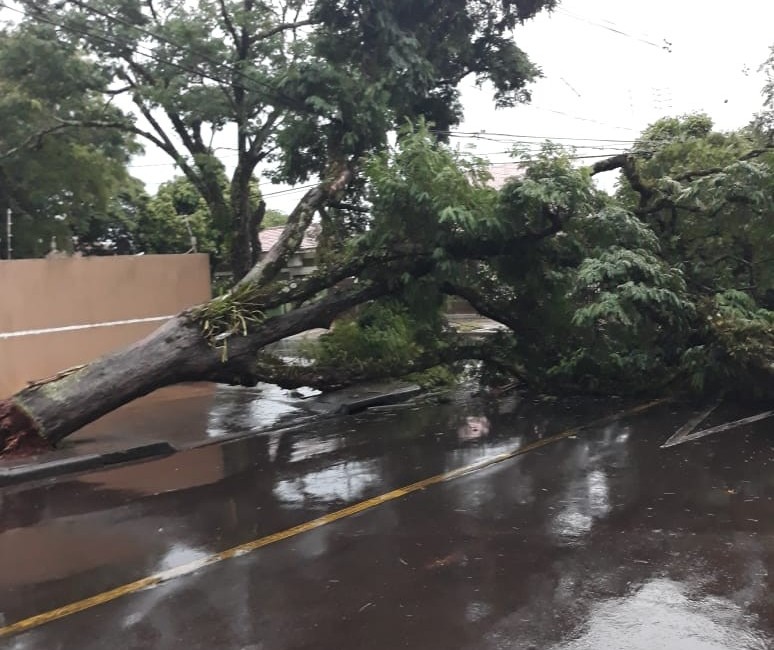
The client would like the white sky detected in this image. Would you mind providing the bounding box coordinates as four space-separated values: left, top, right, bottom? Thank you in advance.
127 0 774 210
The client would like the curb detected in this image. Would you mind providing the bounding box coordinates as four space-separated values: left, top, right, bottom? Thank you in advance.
330 385 423 415
0 442 175 487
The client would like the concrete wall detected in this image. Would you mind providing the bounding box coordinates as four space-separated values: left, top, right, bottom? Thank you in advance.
0 255 211 397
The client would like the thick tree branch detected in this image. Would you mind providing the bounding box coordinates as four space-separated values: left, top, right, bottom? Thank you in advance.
239 161 356 286
590 145 774 206
104 85 133 96
217 0 240 48
146 0 159 21
246 244 429 311
0 123 70 160
1 280 388 450
193 281 390 378
207 335 524 390
246 109 281 162
121 96 202 183
441 274 522 331
329 201 370 214
255 19 320 40
589 153 629 176
45 115 177 166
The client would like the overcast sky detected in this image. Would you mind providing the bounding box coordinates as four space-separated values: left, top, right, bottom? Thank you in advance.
128 0 774 210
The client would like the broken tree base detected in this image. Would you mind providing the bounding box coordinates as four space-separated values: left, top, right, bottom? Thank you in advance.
0 400 51 457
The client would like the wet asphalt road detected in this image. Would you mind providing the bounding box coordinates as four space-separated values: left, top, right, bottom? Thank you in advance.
1 393 774 649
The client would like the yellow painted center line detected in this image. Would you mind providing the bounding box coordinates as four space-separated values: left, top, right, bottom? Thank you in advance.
0 398 667 638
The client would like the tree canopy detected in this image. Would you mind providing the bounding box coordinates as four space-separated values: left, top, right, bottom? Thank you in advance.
8 0 555 277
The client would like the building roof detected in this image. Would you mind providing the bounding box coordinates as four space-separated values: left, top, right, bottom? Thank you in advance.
486 162 526 190
258 225 319 252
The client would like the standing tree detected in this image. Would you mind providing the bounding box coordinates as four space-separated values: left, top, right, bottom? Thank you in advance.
0 21 141 257
13 0 554 279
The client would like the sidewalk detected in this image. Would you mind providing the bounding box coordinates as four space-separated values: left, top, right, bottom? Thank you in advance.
0 380 422 486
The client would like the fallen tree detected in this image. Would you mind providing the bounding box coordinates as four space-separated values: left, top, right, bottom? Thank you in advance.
5 118 774 454
0 131 566 452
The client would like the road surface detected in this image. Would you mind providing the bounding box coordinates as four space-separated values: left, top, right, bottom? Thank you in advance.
1 392 773 649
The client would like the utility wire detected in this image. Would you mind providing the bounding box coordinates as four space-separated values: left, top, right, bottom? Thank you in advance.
556 8 671 52
524 105 639 132
438 130 643 144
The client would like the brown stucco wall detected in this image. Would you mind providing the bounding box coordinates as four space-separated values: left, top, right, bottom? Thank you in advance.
0 255 211 397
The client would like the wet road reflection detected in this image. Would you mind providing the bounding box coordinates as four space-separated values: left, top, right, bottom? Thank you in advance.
552 578 769 650
2 394 774 649
273 460 381 507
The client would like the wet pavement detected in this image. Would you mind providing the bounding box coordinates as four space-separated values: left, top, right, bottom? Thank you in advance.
0 380 421 483
1 392 774 649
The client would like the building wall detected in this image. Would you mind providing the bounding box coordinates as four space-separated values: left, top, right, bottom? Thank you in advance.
0 254 211 397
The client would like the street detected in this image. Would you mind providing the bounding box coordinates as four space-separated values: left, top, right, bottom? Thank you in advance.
1 393 774 649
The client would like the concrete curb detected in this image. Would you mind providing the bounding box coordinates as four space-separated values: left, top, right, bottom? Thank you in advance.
0 442 175 487
332 385 423 414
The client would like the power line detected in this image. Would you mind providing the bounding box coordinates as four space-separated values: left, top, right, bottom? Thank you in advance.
525 105 639 132
127 142 628 169
261 183 319 198
440 130 642 144
556 8 671 52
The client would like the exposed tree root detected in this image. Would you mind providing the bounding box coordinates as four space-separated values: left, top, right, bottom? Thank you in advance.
0 400 50 457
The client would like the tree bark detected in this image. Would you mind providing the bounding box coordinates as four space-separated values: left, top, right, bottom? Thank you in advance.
249 200 266 267
241 162 354 286
230 163 256 281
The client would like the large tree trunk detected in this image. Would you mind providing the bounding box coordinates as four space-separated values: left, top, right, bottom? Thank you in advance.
230 164 256 282
1 316 204 453
0 283 381 455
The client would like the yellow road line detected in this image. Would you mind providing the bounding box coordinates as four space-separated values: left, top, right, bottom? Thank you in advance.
0 398 667 638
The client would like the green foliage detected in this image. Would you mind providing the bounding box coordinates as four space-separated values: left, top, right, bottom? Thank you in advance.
309 301 424 374
405 365 458 389
615 114 774 299
139 176 222 256
261 209 288 229
0 22 140 258
303 292 456 383
364 121 499 265
556 245 693 393
680 292 774 397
